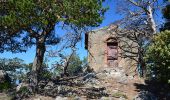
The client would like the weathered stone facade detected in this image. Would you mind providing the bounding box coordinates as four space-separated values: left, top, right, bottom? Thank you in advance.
85 25 138 75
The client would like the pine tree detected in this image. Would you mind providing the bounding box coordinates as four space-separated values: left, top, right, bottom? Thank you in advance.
0 0 107 91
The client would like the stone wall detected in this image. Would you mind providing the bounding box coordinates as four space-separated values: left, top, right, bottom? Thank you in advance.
86 26 138 76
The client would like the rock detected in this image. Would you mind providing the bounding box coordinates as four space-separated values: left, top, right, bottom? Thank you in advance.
73 96 84 100
44 81 54 90
0 70 6 79
81 73 101 87
83 73 96 81
16 82 29 92
100 97 112 100
97 68 125 78
84 78 101 87
55 96 68 100
100 96 126 100
134 91 157 100
57 85 64 93
32 95 54 100
119 96 127 100
128 75 135 80
97 68 128 84
34 98 41 100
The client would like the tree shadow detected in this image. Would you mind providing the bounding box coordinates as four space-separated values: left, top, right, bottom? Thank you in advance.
37 75 108 99
134 80 170 100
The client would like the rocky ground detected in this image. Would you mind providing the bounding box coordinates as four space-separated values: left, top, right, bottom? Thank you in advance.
20 67 145 100
1 67 170 100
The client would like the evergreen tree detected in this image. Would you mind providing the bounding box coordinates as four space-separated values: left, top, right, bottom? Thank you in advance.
0 0 107 90
145 30 170 84
0 57 26 90
67 53 82 76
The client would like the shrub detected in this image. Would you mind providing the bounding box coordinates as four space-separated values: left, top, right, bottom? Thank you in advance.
145 30 170 83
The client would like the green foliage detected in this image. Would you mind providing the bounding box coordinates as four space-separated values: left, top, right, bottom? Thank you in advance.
1 1 107 86
1 1 107 87
39 65 52 80
112 92 128 99
53 66 63 77
53 53 84 76
16 86 32 98
0 57 27 83
17 86 30 94
82 57 88 67
0 81 11 91
67 53 83 76
0 57 27 90
0 0 107 54
145 30 170 83
0 57 25 71
27 61 52 80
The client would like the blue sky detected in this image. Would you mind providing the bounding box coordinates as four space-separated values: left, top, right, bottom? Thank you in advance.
0 0 163 64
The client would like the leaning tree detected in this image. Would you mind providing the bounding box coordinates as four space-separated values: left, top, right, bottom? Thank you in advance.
0 0 107 91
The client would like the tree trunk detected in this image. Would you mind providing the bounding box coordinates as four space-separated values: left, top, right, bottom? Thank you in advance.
63 50 75 76
147 5 156 34
31 37 46 92
63 55 72 77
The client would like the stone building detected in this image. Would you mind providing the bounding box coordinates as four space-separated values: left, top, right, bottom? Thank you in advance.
85 25 138 75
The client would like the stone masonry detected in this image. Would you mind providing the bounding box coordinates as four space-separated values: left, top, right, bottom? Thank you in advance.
85 25 138 76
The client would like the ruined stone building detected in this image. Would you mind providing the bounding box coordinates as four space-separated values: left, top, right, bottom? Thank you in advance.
85 25 138 75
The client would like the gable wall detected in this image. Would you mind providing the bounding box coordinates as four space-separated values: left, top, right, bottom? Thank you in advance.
87 27 138 75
